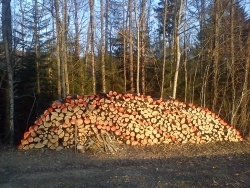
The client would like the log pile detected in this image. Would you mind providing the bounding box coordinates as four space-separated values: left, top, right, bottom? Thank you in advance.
18 91 243 152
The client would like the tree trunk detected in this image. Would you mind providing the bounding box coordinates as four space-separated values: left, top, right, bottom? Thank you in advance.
141 0 147 95
122 0 127 93
172 0 183 99
20 0 25 56
199 0 206 107
136 1 140 94
63 0 69 95
73 0 80 60
89 0 96 93
183 0 188 103
34 0 40 94
100 0 106 93
2 0 14 145
128 0 134 93
212 0 220 111
160 0 168 99
73 0 84 93
229 0 236 125
240 28 250 135
54 0 65 98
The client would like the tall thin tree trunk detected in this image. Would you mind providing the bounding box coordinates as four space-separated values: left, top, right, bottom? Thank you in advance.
73 0 80 59
123 0 127 93
128 0 134 93
100 0 106 93
51 1 61 98
105 0 109 53
199 0 206 106
89 0 96 93
141 0 147 95
73 0 83 93
136 1 140 94
34 0 40 94
212 0 220 111
160 0 168 99
2 0 14 145
20 0 25 56
239 27 250 135
183 0 188 103
63 0 69 95
54 0 65 98
230 0 236 125
172 0 183 99
85 24 91 92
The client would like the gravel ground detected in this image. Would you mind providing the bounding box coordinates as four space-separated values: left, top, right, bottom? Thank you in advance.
1 141 250 188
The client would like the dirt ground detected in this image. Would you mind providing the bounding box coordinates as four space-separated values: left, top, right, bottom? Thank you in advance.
1 140 250 188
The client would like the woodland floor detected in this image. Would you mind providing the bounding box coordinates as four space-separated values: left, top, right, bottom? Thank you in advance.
1 138 250 188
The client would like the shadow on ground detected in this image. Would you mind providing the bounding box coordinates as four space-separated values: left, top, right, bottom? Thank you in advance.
0 145 249 188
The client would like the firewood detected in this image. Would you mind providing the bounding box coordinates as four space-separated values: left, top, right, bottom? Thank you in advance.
19 91 244 151
34 142 45 149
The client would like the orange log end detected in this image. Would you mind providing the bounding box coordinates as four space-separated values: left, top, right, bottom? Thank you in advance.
84 118 91 124
21 139 29 146
76 118 84 125
51 103 58 108
115 130 121 136
23 131 30 139
17 144 23 150
111 126 116 132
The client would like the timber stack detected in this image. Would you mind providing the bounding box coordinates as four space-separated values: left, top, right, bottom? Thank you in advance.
18 91 243 152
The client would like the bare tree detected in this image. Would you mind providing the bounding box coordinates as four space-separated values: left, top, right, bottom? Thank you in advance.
33 0 40 94
135 0 147 95
63 0 69 95
141 0 147 95
212 0 220 111
54 0 69 98
198 0 207 107
19 0 25 56
122 0 128 93
73 0 80 60
89 0 96 93
172 0 183 99
72 0 85 93
2 0 14 145
54 0 64 98
135 1 140 94
160 0 168 99
128 0 134 93
100 0 106 93
240 30 250 135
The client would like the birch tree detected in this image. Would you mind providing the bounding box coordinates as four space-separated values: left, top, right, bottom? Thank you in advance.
172 0 183 99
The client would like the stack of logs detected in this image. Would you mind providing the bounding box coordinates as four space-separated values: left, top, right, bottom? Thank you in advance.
18 91 243 152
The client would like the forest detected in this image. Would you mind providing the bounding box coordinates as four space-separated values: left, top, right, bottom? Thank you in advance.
0 0 249 145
